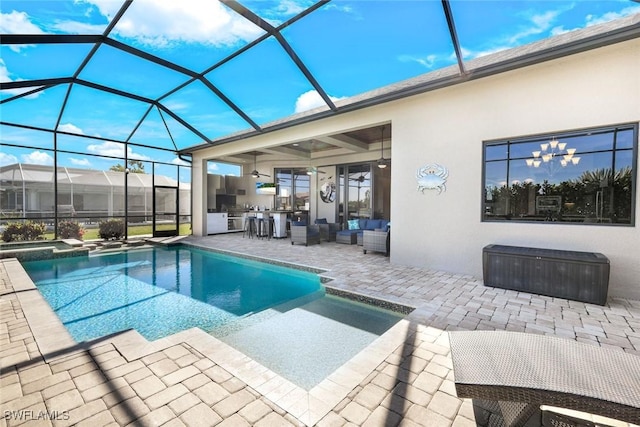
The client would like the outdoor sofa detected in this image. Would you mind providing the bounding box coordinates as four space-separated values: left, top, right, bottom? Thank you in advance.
336 219 390 245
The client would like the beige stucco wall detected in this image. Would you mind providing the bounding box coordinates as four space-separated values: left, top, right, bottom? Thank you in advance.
191 38 640 300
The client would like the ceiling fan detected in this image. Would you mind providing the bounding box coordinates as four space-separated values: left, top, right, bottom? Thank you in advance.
305 167 326 175
247 152 270 178
349 173 368 183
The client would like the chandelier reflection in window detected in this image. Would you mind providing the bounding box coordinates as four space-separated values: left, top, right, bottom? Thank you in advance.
525 137 580 174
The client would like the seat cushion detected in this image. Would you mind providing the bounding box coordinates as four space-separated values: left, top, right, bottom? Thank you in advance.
315 218 328 224
368 219 383 230
292 220 307 226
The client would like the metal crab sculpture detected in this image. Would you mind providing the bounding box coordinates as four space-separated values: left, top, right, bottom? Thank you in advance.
416 163 449 194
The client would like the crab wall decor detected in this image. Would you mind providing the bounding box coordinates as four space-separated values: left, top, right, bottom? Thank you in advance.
416 163 449 194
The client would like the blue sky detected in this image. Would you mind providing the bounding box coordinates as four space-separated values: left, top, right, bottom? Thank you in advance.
1 0 639 178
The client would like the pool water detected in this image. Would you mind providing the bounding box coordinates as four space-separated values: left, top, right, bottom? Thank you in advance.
22 245 322 341
222 294 404 389
23 244 407 390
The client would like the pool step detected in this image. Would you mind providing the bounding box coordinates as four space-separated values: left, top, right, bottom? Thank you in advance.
101 242 122 249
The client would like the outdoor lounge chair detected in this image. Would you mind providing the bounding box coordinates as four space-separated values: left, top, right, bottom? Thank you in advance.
448 330 640 426
314 218 340 242
362 229 389 256
290 222 321 246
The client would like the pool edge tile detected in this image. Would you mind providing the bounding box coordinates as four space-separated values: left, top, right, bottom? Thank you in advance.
2 258 78 362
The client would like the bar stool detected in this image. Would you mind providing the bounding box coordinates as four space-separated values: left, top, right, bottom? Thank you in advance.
243 216 256 238
266 217 274 240
256 216 266 239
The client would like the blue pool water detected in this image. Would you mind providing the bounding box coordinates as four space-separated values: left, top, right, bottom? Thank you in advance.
22 245 322 342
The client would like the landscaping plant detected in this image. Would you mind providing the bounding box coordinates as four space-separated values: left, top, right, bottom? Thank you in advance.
57 220 85 240
1 221 47 242
98 219 125 240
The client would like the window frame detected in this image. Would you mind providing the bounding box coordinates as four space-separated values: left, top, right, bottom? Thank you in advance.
481 123 638 226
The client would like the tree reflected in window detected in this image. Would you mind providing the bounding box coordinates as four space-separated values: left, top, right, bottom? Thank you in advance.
483 125 636 225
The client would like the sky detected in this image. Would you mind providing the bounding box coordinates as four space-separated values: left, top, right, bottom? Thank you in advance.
1 0 639 178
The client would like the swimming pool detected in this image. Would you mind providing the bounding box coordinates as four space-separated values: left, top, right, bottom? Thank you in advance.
22 245 323 341
23 243 407 389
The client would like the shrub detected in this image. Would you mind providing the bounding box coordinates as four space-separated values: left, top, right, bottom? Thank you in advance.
1 221 46 242
58 220 85 240
98 219 125 240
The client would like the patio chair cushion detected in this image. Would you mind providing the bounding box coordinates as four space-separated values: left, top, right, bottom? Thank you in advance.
292 220 307 226
315 218 328 224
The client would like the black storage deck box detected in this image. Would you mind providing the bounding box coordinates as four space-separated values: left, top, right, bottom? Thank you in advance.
482 244 610 305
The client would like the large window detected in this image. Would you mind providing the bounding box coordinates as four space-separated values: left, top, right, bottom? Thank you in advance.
483 124 636 225
336 162 390 229
274 168 310 221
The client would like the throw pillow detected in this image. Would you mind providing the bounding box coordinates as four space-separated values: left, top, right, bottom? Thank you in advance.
347 219 360 230
292 221 307 226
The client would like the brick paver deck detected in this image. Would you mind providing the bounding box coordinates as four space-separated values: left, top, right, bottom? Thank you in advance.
1 233 639 426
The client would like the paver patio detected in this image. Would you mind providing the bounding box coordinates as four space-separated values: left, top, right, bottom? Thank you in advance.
1 233 639 426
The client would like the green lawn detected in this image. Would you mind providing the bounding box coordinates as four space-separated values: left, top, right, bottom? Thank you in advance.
44 223 192 241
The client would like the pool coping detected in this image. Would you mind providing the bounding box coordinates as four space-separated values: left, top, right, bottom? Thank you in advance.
1 255 432 426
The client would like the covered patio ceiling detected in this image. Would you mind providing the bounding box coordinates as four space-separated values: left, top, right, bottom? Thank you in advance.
2 1 640 165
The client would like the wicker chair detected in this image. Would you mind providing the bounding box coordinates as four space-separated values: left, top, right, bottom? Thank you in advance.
290 224 321 246
314 218 340 242
362 230 389 256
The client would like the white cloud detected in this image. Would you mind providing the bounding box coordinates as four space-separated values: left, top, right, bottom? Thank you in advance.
0 11 45 52
475 3 640 58
22 150 54 165
87 141 124 157
461 7 568 60
81 0 263 48
550 26 570 36
294 90 346 114
128 151 152 161
69 158 92 166
163 100 189 112
586 5 640 27
274 0 307 16
52 20 107 34
399 54 440 69
0 59 42 98
86 141 151 161
507 10 561 45
171 157 190 166
0 152 19 167
207 163 220 172
58 123 85 134
0 58 13 83
323 3 360 19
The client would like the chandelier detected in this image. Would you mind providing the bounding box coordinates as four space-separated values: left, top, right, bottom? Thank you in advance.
525 137 580 170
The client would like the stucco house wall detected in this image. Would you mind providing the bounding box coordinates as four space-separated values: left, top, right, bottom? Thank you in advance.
191 38 639 300
390 38 639 300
